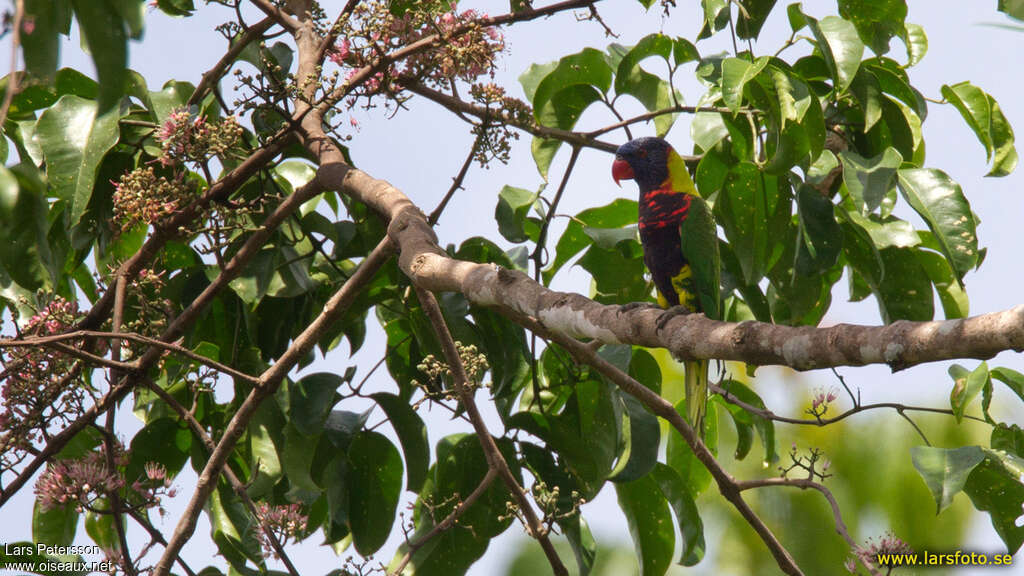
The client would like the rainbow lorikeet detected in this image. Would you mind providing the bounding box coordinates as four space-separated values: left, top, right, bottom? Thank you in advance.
612 137 721 434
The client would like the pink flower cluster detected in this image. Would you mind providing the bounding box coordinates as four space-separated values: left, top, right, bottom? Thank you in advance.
255 502 308 558
111 167 193 231
156 108 242 166
35 452 125 512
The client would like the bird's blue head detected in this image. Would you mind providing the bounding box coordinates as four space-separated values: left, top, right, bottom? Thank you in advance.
612 137 674 192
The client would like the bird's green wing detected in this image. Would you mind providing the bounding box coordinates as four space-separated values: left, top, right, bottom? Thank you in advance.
680 193 721 320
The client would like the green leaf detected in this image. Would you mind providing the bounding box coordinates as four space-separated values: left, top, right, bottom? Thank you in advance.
35 95 122 227
837 0 907 55
795 184 842 276
208 482 261 570
721 56 769 113
495 185 538 243
612 35 679 135
85 507 119 551
545 199 637 283
896 168 979 283
347 431 403 555
717 162 767 284
805 13 864 93
841 222 933 322
0 164 53 289
247 401 285 498
528 49 613 178
949 363 989 424
911 445 985 513
615 475 674 576
20 0 71 82
649 463 705 566
608 393 660 483
719 379 778 464
287 372 341 436
901 22 928 66
72 0 128 110
963 448 1024 553
841 210 919 249
915 247 969 319
370 392 429 492
999 0 1024 20
561 515 597 576
840 148 902 213
990 367 1024 406
667 398 717 497
156 0 196 16
735 0 778 39
698 0 730 39
33 499 78 546
941 82 1017 177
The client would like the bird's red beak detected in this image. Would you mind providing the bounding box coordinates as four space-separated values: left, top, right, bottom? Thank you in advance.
612 158 634 187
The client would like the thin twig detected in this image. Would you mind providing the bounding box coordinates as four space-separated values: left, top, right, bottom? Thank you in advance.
150 238 394 576
189 17 277 107
414 286 568 575
428 142 477 226
738 477 880 576
508 312 805 576
0 0 24 127
388 468 499 576
105 274 136 576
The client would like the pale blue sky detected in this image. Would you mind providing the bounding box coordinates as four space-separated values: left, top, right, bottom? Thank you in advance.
2 1 1023 575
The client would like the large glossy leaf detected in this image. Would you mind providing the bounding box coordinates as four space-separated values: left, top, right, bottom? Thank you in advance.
284 372 341 436
840 148 901 213
35 95 122 227
716 162 767 284
719 380 777 464
33 500 78 546
735 0 778 39
347 431 403 555
721 56 769 113
208 482 262 570
896 168 978 282
667 398 717 496
963 448 1024 554
795 184 842 275
495 185 539 243
0 164 53 289
71 0 127 110
799 11 864 93
546 199 637 284
841 222 933 322
941 82 1018 177
20 0 71 82
615 474 674 576
911 445 985 513
649 463 705 566
837 0 907 55
370 392 430 492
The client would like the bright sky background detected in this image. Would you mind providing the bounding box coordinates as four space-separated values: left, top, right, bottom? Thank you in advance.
2 1 1024 575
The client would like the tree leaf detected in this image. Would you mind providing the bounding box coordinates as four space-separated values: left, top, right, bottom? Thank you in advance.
71 0 127 110
20 0 71 83
901 22 928 66
545 199 637 284
286 372 341 436
615 474 674 576
735 0 778 39
915 247 969 319
896 168 978 283
35 95 122 227
910 445 985 513
608 393 660 483
840 148 902 214
721 56 769 113
717 162 767 284
963 448 1024 554
990 367 1024 406
33 499 78 546
370 392 430 492
804 13 864 93
949 363 989 424
347 431 403 555
837 0 907 55
495 185 538 243
0 164 53 289
649 463 705 566
795 183 842 276
719 379 778 464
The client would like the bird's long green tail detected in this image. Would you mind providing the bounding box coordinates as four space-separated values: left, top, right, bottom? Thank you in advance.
685 359 708 435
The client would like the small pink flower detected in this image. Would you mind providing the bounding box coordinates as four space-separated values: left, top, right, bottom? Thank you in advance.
21 17 35 35
349 117 359 127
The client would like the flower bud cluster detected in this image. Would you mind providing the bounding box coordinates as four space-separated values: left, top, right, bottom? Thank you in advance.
1 296 86 471
112 167 195 231
34 451 125 512
255 502 308 558
157 108 243 166
329 1 505 99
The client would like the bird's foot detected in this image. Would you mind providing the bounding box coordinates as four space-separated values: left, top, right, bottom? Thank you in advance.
617 302 661 315
656 305 692 331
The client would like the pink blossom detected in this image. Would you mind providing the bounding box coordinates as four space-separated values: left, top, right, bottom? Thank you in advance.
21 17 35 35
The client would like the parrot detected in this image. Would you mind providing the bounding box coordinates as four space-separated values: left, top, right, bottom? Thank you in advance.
611 136 721 435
